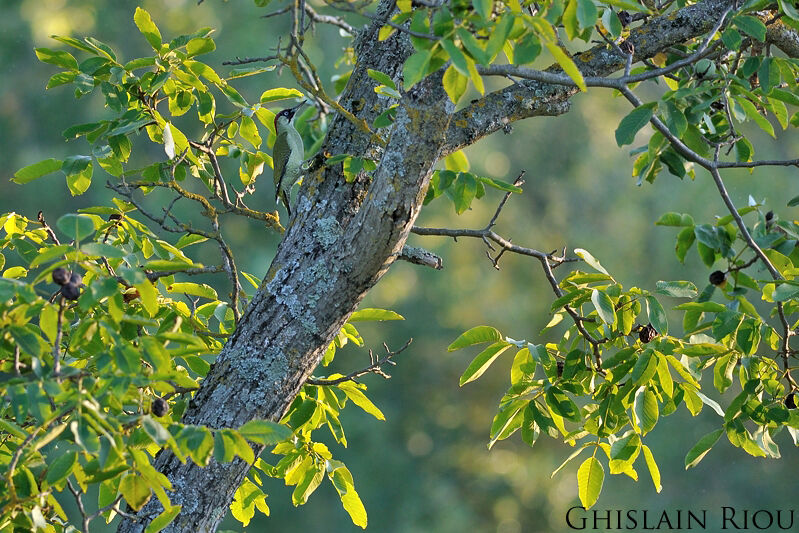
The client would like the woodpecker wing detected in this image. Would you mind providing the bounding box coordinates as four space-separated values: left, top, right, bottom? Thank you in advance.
273 128 292 203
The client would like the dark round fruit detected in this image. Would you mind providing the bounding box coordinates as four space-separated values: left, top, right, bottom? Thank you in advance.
123 289 140 303
709 270 726 286
556 360 564 378
786 393 797 410
69 272 82 286
765 211 774 222
108 213 122 221
618 10 632 27
52 267 70 286
61 283 81 301
639 324 657 343
152 397 168 417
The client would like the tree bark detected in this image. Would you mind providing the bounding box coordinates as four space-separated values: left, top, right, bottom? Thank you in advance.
117 0 738 530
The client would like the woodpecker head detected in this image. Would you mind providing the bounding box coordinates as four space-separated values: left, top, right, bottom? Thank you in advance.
274 102 305 130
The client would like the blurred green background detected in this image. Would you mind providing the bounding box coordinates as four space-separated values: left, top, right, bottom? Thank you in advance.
3 1 799 531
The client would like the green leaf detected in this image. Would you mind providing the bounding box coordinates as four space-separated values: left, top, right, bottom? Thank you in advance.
479 177 523 193
330 466 367 528
654 212 694 227
46 451 77 485
134 7 162 50
238 420 292 444
546 386 581 422
227 65 275 79
120 474 151 511
575 248 610 276
448 325 504 351
635 388 659 435
239 116 262 149
733 15 766 42
616 104 656 146
80 242 125 258
146 506 182 533
545 42 586 92
441 39 469 76
576 0 598 29
35 48 78 69
735 96 775 137
187 38 216 57
641 445 662 493
780 0 799 21
645 296 668 335
349 308 404 322
338 383 386 420
655 280 697 298
13 159 63 184
451 172 477 214
403 49 433 89
472 0 493 21
591 289 616 325
367 69 396 89
685 429 723 469
577 457 604 508
459 341 512 385
56 213 96 242
259 87 305 103
61 156 93 196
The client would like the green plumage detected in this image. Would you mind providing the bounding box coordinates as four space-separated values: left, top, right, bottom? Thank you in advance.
273 110 305 216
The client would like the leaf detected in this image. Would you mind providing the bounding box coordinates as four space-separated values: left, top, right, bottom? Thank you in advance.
61 156 94 196
56 213 95 242
448 325 504 351
654 212 694 227
120 474 151 511
574 248 610 276
260 87 305 103
615 104 656 146
403 49 432 89
338 383 386 420
655 280 697 298
46 451 77 485
635 388 659 435
641 445 662 493
134 7 162 50
591 289 616 325
545 42 586 92
684 429 723 469
146 506 181 533
349 308 404 322
367 69 396 89
238 420 292 444
12 159 62 185
645 295 668 335
187 38 216 57
441 39 469 76
35 48 78 69
472 0 493 21
451 172 477 214
330 466 367 528
163 123 175 159
577 457 604 508
546 386 581 422
459 341 512 385
733 15 766 42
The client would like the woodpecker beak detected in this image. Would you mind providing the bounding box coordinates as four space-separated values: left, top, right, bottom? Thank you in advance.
286 101 307 119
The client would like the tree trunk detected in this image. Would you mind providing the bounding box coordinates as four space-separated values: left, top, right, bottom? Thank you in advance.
117 0 736 530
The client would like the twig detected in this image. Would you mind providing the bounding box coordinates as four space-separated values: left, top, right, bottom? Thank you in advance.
307 339 412 385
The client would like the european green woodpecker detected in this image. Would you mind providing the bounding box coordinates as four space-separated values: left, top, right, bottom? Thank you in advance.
272 103 306 216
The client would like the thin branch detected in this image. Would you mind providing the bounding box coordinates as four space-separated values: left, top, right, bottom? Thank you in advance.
307 339 412 385
37 211 60 245
398 245 443 269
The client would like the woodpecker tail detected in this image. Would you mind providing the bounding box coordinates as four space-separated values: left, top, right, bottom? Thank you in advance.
279 188 292 217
